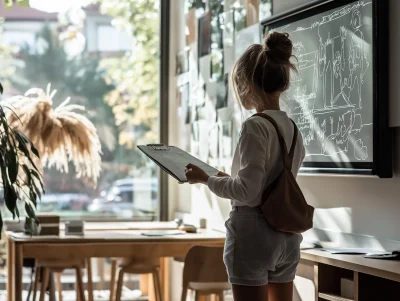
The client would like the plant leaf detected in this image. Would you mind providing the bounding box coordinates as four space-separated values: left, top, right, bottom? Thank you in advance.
17 131 40 158
15 204 20 219
4 186 18 219
33 184 41 204
31 170 44 190
17 140 39 172
21 164 32 184
29 190 37 205
25 202 38 223
0 82 3 94
6 150 18 183
24 217 33 236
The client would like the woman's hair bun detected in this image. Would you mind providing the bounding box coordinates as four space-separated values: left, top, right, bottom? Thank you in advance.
264 32 293 63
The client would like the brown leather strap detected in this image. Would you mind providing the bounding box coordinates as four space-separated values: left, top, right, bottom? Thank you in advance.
288 119 298 164
253 113 297 169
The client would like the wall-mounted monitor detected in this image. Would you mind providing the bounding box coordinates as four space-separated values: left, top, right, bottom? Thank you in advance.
262 0 391 177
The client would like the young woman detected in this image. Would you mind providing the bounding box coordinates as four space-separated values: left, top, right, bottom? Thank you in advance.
185 32 306 301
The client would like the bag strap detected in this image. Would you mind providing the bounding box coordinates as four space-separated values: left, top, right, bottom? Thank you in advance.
253 113 298 169
288 119 298 161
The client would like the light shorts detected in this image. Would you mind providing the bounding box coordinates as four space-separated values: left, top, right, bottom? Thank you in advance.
223 206 303 286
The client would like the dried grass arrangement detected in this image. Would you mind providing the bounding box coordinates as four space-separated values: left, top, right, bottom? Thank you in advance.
5 84 102 184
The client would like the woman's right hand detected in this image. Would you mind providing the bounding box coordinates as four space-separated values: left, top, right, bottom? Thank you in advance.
217 171 231 177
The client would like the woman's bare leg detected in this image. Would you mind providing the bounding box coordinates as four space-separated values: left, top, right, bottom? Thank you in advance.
268 282 293 301
232 284 269 301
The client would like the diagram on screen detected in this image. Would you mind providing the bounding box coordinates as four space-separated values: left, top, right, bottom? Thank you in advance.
278 1 373 163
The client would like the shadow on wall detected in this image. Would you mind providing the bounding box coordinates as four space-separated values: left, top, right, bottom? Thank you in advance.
189 184 231 229
298 129 400 244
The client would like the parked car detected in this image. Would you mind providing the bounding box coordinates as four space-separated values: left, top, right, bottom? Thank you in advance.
1 189 91 213
88 178 157 216
37 193 91 212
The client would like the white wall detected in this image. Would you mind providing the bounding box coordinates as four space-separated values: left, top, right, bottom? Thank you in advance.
170 0 400 247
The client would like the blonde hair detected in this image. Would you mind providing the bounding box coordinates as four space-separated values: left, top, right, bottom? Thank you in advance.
232 32 298 111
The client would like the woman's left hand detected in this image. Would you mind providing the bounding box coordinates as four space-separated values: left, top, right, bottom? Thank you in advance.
185 163 209 184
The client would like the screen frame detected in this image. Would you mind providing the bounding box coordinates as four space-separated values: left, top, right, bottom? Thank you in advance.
261 0 392 178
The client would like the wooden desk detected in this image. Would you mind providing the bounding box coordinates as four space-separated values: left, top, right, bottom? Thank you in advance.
300 249 400 301
6 229 225 301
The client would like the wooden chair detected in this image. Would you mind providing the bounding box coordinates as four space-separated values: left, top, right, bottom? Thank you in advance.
181 246 230 301
32 258 93 301
110 257 163 301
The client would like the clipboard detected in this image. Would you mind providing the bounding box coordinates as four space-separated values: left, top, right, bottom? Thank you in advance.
138 144 219 183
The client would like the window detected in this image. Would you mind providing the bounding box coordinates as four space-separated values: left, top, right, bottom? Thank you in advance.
0 1 161 221
96 24 133 52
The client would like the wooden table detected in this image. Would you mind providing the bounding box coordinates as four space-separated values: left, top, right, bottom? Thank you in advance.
6 227 225 301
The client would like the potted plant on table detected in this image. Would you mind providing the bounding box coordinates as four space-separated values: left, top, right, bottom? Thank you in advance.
0 81 45 235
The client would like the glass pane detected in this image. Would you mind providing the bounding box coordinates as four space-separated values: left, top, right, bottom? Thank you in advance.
0 1 160 221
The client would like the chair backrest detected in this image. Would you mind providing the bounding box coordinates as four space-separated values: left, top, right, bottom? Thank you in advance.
182 246 227 286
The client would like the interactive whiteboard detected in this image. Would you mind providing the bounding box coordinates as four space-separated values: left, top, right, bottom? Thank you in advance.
262 0 391 177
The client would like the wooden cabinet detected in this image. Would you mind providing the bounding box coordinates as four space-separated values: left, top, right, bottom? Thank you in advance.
301 249 400 301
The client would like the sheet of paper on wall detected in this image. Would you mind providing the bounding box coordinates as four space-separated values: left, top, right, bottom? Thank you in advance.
199 54 211 85
189 43 198 85
185 8 197 45
206 81 217 103
217 107 234 172
218 107 234 123
176 49 190 75
198 119 210 162
235 23 262 59
224 45 235 74
191 121 200 157
208 124 219 166
194 82 206 107
138 145 219 183
245 0 260 27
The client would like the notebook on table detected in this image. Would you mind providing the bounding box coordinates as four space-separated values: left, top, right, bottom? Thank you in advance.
138 144 219 183
141 230 186 237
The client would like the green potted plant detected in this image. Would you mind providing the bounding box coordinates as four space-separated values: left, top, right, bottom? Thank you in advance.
0 81 44 235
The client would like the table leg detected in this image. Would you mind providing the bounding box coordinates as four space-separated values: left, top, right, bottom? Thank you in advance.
15 243 23 301
48 272 57 301
148 272 156 301
87 259 94 301
6 237 14 301
109 260 117 301
140 274 149 295
160 258 169 301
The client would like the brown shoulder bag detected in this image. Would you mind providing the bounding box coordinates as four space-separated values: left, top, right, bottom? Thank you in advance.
254 113 314 233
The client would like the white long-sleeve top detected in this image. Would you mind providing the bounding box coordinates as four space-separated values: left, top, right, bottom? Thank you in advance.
207 110 305 207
